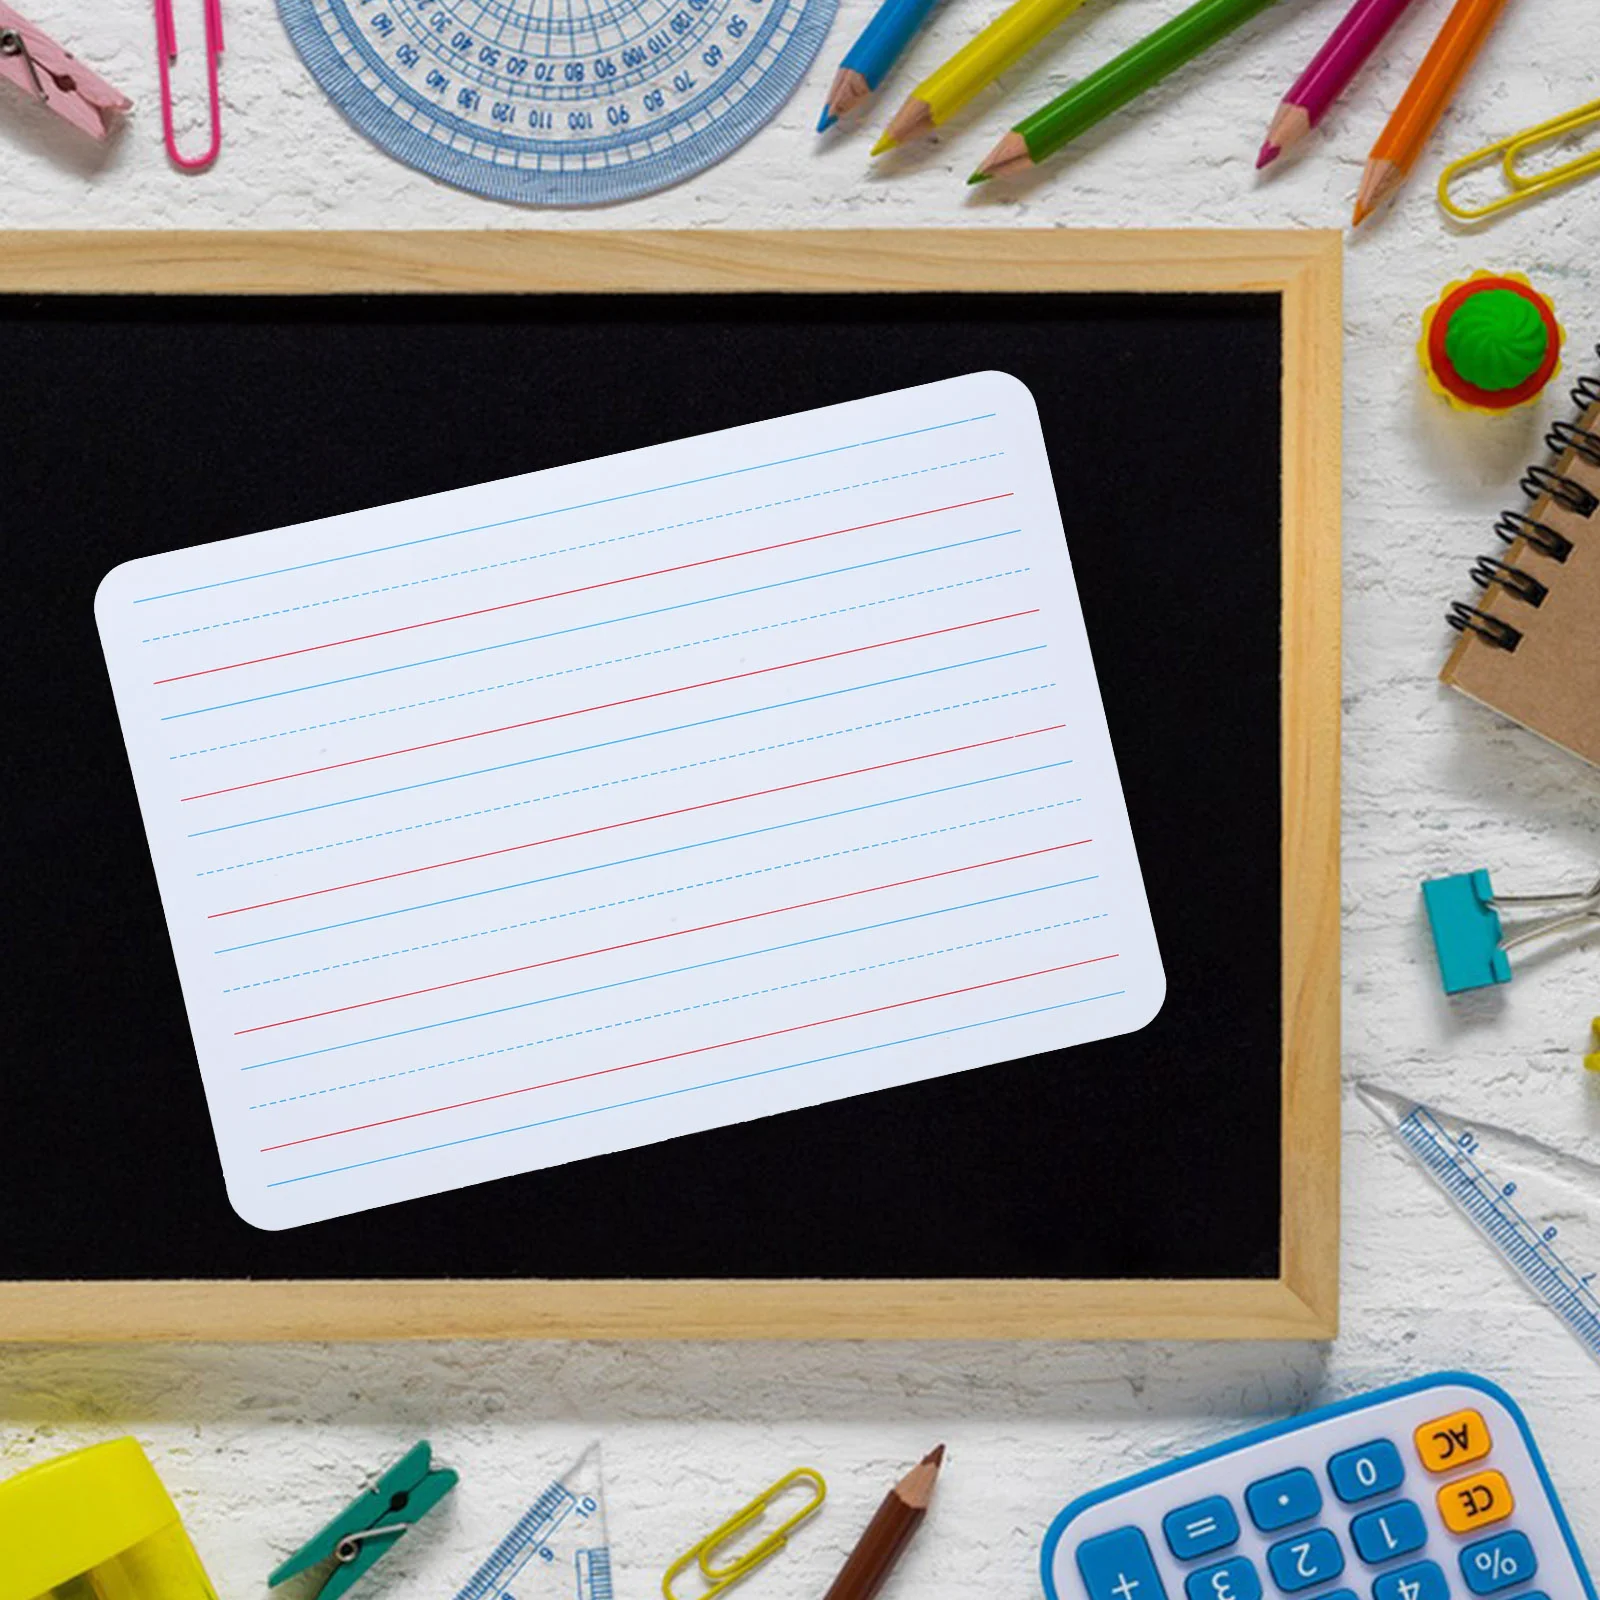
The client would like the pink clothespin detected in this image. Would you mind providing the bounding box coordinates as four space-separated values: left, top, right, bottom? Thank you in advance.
154 0 223 171
0 2 131 140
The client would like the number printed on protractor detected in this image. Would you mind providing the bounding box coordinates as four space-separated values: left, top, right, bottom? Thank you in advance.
280 0 837 203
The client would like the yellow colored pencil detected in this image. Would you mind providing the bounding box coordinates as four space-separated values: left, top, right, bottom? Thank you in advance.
872 0 1108 153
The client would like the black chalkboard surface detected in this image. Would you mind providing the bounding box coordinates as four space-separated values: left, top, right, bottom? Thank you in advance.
0 265 1323 1331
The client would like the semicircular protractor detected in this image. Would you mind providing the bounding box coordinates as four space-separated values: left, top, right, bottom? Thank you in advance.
279 0 836 205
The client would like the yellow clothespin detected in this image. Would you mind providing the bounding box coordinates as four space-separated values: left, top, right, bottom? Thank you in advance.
1586 1017 1599 1073
662 1468 827 1600
1439 98 1600 222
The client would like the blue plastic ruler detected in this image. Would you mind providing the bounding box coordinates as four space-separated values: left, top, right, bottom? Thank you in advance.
278 0 836 204
452 1444 612 1600
1359 1081 1600 1365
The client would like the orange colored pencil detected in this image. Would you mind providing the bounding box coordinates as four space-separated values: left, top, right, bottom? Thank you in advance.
1353 0 1512 225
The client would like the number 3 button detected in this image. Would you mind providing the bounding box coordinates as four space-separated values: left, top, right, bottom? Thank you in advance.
1185 1558 1263 1600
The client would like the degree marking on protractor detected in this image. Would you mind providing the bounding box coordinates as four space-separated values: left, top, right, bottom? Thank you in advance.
283 0 833 200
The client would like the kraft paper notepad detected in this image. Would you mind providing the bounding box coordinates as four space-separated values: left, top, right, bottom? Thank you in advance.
1442 366 1600 767
96 371 1165 1229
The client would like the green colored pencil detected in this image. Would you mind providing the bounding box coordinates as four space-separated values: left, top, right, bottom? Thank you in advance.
970 0 1282 181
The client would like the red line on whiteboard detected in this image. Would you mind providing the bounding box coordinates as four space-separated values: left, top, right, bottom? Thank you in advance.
179 609 1037 801
235 840 1092 1034
154 494 1014 685
258 954 1120 1153
205 723 1066 919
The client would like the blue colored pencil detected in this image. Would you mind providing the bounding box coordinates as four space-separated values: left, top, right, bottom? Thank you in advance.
817 0 947 130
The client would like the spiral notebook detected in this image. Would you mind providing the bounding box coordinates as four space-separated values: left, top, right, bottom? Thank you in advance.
1442 347 1600 767
96 370 1165 1229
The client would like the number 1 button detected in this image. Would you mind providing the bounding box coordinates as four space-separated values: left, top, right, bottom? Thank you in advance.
1078 1528 1170 1600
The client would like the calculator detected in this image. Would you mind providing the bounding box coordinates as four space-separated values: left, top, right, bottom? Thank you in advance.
1041 1376 1594 1600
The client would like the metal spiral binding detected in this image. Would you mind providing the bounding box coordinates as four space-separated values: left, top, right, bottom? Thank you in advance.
1494 510 1572 561
1447 603 1522 652
1470 556 1549 606
1451 351 1597 649
1546 418 1600 467
1520 463 1599 517
1573 343 1600 410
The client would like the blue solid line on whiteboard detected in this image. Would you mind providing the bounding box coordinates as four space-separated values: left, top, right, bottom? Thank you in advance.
188 644 1049 837
246 907 1106 1108
241 874 1099 1070
161 529 1023 720
137 410 994 602
266 989 1126 1186
213 758 1075 953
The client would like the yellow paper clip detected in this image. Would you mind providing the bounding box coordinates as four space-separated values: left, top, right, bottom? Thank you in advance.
662 1467 827 1600
1439 98 1600 222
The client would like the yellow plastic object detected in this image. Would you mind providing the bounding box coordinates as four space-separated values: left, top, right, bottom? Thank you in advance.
1586 1018 1599 1073
661 1468 827 1600
1439 98 1600 222
1414 1409 1492 1474
1437 1469 1515 1535
0 1438 219 1600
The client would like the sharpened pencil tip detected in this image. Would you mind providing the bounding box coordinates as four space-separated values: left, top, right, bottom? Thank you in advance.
1255 142 1279 169
925 1444 946 1465
967 171 989 185
817 106 836 132
870 133 897 156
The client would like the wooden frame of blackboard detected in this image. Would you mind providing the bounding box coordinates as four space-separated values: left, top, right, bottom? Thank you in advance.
0 230 1341 1341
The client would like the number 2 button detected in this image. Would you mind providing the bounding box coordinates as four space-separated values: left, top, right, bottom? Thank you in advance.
1267 1531 1345 1593
1186 1558 1263 1600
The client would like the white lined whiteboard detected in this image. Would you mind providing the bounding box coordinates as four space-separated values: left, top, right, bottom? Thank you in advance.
96 371 1164 1231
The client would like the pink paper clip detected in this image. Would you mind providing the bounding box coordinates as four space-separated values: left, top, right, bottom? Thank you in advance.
154 0 223 171
0 2 131 140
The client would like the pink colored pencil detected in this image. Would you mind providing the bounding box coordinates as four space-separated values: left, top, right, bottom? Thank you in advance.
1257 0 1422 168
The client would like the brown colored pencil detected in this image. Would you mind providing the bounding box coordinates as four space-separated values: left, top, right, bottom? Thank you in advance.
821 1445 945 1600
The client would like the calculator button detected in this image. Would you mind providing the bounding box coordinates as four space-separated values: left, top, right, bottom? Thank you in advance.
1350 1502 1428 1565
1460 1531 1536 1594
1415 1410 1492 1474
1247 1470 1323 1531
1373 1560 1450 1600
1185 1557 1263 1600
1328 1442 1406 1504
1078 1527 1171 1600
1267 1531 1345 1593
1437 1471 1514 1535
1165 1498 1241 1560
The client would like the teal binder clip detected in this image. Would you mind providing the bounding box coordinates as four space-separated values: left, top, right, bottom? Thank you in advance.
270 1441 458 1600
1423 868 1599 995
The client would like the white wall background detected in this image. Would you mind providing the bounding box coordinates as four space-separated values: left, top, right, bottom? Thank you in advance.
0 1 1596 1596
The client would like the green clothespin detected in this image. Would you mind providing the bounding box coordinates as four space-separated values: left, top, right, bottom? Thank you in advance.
269 1441 458 1600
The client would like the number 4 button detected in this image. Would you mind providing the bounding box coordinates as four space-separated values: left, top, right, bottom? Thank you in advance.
1373 1560 1451 1600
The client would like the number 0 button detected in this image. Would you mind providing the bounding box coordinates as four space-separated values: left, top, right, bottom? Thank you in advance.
1186 1558 1263 1600
1329 1441 1405 1504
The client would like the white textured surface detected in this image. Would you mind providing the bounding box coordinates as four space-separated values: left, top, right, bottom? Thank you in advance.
0 0 1597 1595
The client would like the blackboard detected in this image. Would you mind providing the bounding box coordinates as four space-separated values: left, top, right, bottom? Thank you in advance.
0 231 1341 1339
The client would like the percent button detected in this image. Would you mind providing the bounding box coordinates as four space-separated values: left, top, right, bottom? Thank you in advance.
1460 1531 1537 1595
